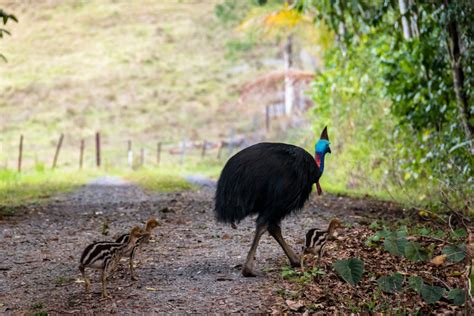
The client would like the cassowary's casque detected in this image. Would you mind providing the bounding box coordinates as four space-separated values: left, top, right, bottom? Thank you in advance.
215 127 331 277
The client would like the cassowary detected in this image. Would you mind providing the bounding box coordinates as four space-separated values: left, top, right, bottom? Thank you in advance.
214 127 331 277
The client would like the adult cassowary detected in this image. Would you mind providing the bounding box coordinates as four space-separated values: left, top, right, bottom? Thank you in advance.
215 127 331 277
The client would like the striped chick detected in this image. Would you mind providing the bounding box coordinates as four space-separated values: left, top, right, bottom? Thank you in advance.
115 218 159 280
79 226 144 298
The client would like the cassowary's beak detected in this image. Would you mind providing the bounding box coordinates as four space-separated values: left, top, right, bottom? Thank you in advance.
328 147 331 154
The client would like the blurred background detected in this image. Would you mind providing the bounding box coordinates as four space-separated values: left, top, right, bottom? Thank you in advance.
0 0 472 214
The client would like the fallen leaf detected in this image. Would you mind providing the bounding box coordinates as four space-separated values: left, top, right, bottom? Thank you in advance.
222 234 231 240
74 279 85 283
146 287 158 291
286 299 304 311
430 254 447 266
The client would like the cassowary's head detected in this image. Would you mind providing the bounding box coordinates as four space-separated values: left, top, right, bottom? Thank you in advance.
315 126 331 156
314 126 330 195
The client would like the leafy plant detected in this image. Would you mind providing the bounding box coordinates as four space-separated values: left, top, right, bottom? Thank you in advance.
408 275 424 293
442 244 466 263
404 241 430 262
420 285 446 305
447 288 466 306
333 258 364 286
377 272 404 294
383 228 408 256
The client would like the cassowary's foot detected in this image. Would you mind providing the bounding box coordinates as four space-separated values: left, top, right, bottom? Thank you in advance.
290 256 302 268
242 266 257 277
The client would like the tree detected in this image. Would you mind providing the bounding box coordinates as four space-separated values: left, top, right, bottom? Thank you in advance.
296 0 473 152
0 8 18 62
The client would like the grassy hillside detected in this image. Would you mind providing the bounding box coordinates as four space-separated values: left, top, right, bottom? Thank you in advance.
0 0 278 170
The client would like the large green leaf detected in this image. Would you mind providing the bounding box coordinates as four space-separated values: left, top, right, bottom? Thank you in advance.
447 288 466 306
383 230 407 256
404 241 429 262
332 258 364 286
408 275 424 293
377 273 404 294
442 244 466 263
421 285 445 304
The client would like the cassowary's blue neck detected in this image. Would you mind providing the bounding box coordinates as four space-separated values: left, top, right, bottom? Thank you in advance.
315 152 326 173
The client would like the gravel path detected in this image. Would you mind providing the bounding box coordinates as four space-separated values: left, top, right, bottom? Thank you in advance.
0 178 403 314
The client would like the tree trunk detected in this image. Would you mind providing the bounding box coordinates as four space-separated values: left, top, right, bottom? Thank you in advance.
398 0 412 40
284 34 294 115
445 0 473 153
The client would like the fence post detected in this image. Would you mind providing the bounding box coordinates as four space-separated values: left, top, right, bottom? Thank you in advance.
79 139 85 169
201 140 207 158
95 132 101 168
52 133 64 169
18 134 23 173
157 142 161 166
127 140 133 169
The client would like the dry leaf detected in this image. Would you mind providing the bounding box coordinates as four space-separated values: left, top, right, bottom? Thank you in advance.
222 234 231 240
146 287 158 291
286 299 304 311
430 254 447 266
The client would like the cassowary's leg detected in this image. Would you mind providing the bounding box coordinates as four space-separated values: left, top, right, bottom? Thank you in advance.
79 265 90 293
242 223 267 277
268 224 301 267
129 247 137 281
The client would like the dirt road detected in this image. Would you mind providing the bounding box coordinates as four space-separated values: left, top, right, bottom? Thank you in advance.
0 177 403 314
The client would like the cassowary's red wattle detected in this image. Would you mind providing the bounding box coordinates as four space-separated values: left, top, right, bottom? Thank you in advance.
214 126 331 277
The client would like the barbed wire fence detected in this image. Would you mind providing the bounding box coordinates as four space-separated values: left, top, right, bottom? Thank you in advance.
0 102 312 173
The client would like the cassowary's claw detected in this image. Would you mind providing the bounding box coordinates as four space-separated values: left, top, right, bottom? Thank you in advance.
242 266 257 277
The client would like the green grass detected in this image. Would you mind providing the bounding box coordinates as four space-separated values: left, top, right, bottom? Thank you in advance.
0 168 97 214
0 0 276 170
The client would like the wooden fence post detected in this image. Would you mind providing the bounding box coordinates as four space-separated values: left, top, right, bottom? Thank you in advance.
18 134 23 173
127 140 133 169
52 133 64 169
79 139 85 169
157 142 161 166
201 140 207 158
95 132 101 168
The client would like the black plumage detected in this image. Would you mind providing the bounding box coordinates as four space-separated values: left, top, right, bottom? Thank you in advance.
215 127 331 277
215 143 320 226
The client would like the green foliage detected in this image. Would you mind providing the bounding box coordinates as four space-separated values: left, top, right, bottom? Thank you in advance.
408 275 424 293
377 272 404 294
332 258 364 286
404 241 430 262
281 266 325 284
450 228 468 240
0 8 17 62
382 227 408 256
300 0 473 212
442 244 466 263
448 288 466 306
214 0 250 25
420 285 446 305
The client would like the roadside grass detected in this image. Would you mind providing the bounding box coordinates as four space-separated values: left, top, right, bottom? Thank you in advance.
0 168 98 216
118 157 223 192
